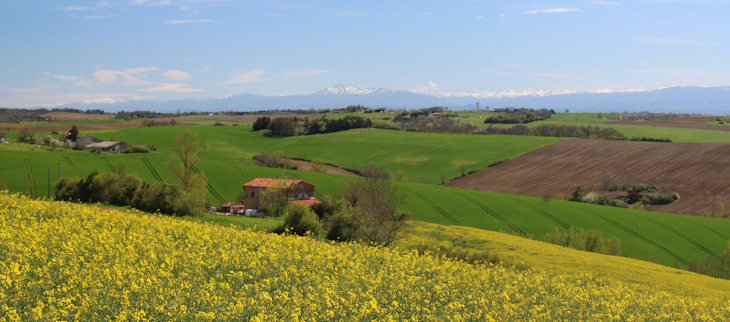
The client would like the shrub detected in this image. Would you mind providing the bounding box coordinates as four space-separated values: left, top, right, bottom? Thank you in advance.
41 135 53 145
122 145 150 153
89 146 102 154
276 202 323 236
17 128 36 143
543 227 623 256
253 151 297 170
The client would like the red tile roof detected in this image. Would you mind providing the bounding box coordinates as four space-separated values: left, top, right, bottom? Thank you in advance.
243 178 316 188
291 199 322 206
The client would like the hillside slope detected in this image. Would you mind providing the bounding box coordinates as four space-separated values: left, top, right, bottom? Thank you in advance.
2 193 729 320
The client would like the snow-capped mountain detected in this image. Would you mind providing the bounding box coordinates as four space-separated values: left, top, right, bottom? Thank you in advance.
54 85 730 114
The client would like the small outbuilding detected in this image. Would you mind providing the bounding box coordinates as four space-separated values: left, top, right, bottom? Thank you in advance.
86 141 129 152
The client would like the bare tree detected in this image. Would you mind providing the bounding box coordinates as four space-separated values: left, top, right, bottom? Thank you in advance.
166 129 210 191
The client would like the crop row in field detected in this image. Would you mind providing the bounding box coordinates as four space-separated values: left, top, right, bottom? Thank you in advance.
2 193 729 320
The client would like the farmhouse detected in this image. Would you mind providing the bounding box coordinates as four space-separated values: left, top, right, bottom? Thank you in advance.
85 141 129 152
242 178 320 212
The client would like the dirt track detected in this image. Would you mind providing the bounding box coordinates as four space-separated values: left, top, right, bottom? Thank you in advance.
446 139 730 216
289 160 358 176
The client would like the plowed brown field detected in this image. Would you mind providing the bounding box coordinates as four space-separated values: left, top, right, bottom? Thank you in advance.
446 139 730 216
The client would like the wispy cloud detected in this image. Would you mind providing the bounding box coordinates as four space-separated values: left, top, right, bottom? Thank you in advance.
140 83 204 92
55 6 89 11
197 65 212 73
590 0 619 4
132 0 172 7
427 81 439 89
126 66 160 74
95 67 158 86
533 73 579 79
524 8 580 14
77 15 112 19
225 69 267 84
475 16 483 19
281 69 328 77
162 70 191 81
489 71 513 76
164 18 216 24
638 37 707 45
50 73 94 87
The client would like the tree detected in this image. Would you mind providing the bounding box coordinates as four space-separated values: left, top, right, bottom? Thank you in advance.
17 128 36 143
166 129 210 191
68 125 79 142
252 116 271 131
341 177 410 246
267 118 296 136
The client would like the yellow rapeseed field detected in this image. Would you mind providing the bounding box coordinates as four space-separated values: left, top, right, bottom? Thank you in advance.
2 192 730 321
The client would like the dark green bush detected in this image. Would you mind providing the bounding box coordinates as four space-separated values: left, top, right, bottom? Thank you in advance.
276 202 323 236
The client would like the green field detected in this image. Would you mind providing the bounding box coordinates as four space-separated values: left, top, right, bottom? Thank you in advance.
4 145 730 267
531 121 730 143
86 125 560 184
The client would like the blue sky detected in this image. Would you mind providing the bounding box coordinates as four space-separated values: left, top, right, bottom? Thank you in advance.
1 0 728 107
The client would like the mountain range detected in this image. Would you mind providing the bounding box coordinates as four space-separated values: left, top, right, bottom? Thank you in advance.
60 85 730 114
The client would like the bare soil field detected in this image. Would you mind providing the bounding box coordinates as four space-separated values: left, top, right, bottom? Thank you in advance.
1 123 140 131
447 139 730 216
41 112 117 120
601 117 730 132
289 160 358 176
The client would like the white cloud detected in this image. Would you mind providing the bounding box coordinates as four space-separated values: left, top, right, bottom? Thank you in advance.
163 70 191 81
475 16 483 19
140 83 204 92
524 8 580 14
94 69 153 86
125 66 160 74
51 74 94 87
197 65 212 73
225 69 267 84
132 0 172 7
55 6 89 11
639 38 707 45
164 19 216 24
281 69 328 77
427 81 439 89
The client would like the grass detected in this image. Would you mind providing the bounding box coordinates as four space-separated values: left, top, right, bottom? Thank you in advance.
531 121 730 143
5 146 730 269
86 125 561 184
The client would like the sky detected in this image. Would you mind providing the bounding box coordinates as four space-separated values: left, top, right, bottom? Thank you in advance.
0 0 728 107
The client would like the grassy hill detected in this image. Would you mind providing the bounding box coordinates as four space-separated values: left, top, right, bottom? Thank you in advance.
3 193 729 320
87 125 561 184
4 145 730 267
